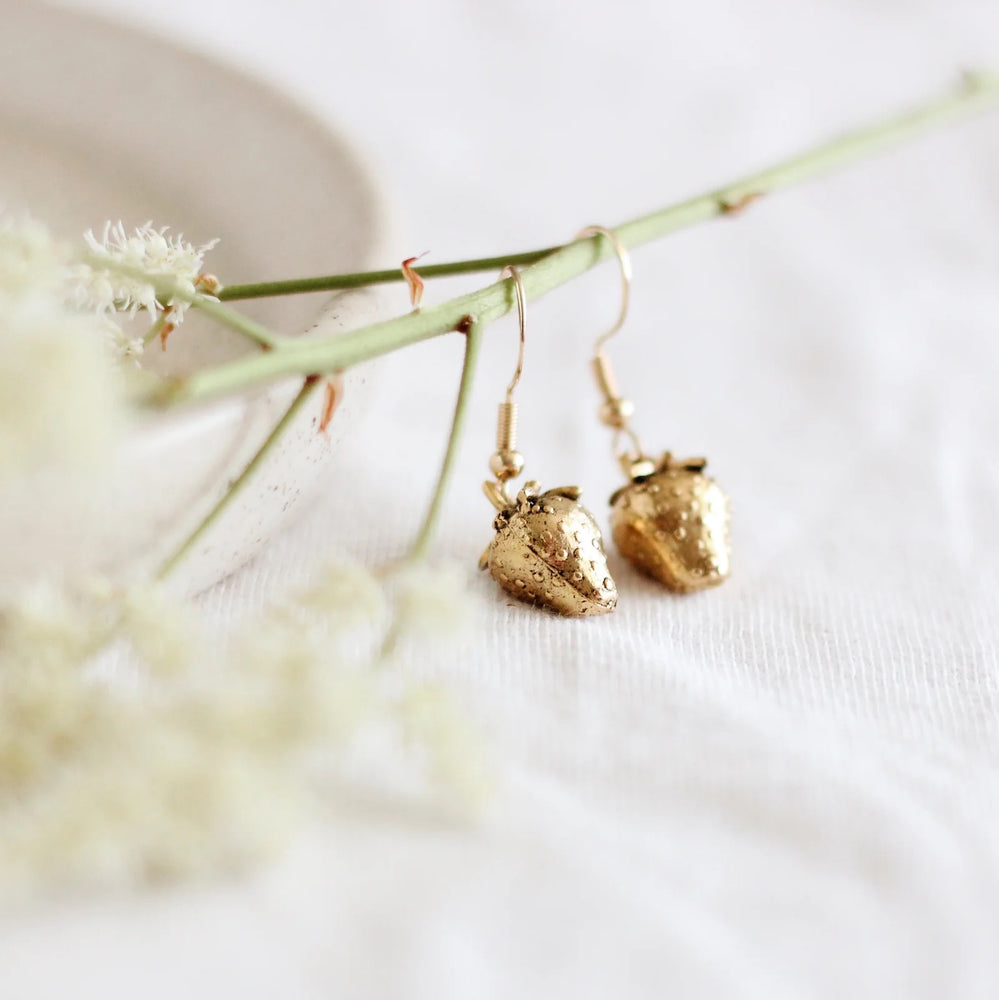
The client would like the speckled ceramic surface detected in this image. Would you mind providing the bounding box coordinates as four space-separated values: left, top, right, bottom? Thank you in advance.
0 2 392 596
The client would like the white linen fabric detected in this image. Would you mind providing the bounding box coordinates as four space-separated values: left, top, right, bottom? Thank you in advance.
7 1 999 997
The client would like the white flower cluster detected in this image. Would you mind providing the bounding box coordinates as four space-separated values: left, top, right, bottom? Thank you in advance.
0 560 487 895
79 221 218 323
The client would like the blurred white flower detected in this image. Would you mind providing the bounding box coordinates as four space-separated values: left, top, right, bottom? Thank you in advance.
286 560 388 631
0 288 124 479
400 684 492 809
390 561 475 641
0 657 300 891
0 560 487 896
77 221 218 324
0 215 69 295
0 577 109 671
118 584 201 678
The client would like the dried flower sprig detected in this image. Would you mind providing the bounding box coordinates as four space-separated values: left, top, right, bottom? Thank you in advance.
79 221 218 320
76 221 220 359
0 215 221 370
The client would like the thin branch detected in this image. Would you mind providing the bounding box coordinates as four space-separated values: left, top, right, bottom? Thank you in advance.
408 321 485 561
155 376 322 581
164 73 999 405
186 292 281 350
218 248 562 301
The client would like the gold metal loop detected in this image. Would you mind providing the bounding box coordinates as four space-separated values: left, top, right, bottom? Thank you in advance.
577 224 651 475
499 265 527 403
576 225 632 354
612 426 653 478
486 265 530 494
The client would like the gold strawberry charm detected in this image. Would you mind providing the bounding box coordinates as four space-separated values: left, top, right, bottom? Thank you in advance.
610 453 731 593
480 481 617 617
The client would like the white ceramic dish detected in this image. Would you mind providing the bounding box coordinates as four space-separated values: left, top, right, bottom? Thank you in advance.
0 2 392 596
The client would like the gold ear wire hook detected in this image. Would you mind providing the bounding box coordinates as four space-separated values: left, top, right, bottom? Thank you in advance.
500 264 526 403
576 226 653 478
484 266 528 508
577 225 632 353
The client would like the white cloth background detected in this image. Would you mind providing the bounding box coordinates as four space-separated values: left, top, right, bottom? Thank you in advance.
6 1 999 997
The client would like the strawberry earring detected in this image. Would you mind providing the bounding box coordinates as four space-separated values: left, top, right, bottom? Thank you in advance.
479 265 617 617
578 225 732 593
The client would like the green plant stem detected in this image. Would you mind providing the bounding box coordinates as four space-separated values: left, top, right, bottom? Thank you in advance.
170 74 999 405
408 323 485 561
188 292 282 350
379 324 484 662
218 249 562 300
155 376 322 580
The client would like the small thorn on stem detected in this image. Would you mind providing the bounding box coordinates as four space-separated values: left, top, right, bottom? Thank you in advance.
401 252 429 308
159 310 177 350
456 314 475 336
720 191 763 215
319 377 341 434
